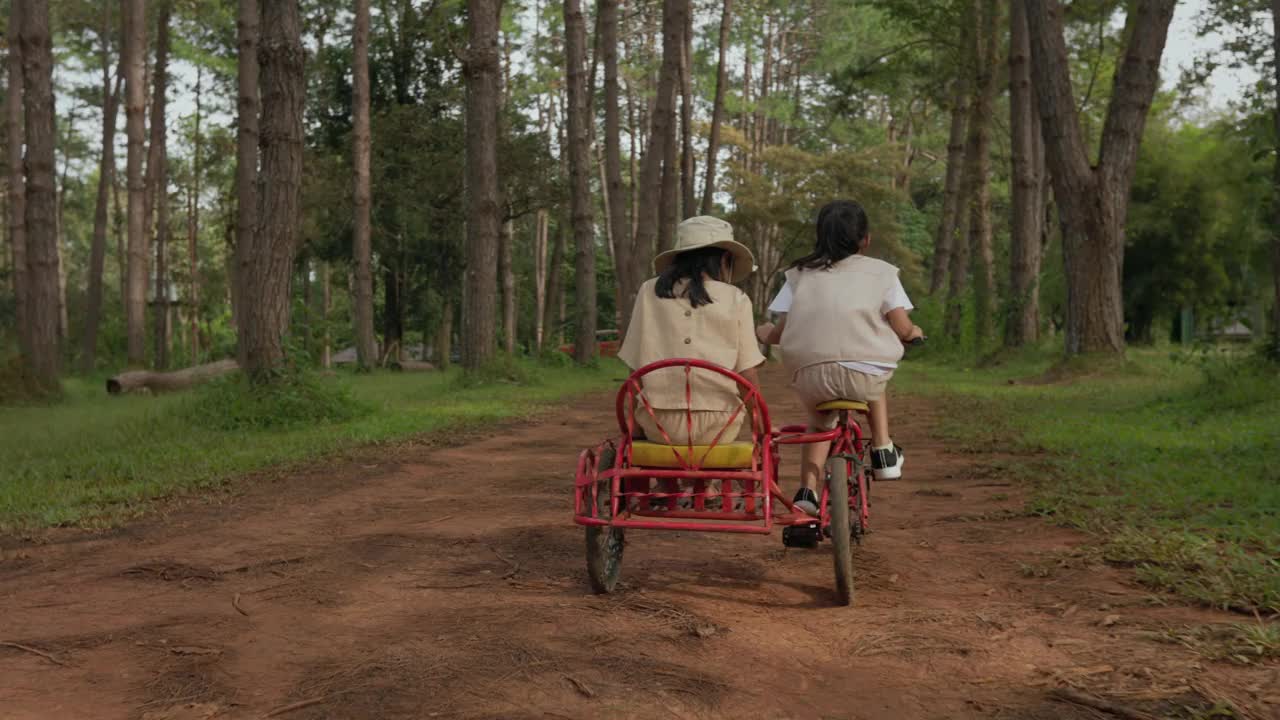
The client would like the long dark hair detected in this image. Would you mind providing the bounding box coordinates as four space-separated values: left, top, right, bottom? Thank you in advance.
655 247 729 308
790 200 869 271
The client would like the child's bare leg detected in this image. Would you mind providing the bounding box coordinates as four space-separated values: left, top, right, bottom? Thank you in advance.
867 395 891 447
800 438 831 493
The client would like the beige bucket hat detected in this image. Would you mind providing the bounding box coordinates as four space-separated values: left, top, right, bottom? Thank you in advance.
652 216 757 283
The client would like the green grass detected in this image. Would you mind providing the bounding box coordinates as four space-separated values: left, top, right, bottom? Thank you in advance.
897 345 1280 613
0 358 625 532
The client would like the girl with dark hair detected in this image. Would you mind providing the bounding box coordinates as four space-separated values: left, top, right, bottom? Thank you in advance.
756 200 924 515
618 216 765 445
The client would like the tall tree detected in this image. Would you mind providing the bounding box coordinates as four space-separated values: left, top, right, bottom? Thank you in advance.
186 64 202 362
699 0 733 215
18 0 60 388
600 0 631 333
463 0 501 369
6 0 28 361
565 0 596 364
238 0 304 378
351 0 377 370
967 0 1000 349
930 78 968 295
123 0 148 366
1025 0 1177 355
1272 0 1280 349
1005 0 1046 347
679 2 695 219
232 0 259 344
631 0 686 300
147 1 173 369
82 0 123 372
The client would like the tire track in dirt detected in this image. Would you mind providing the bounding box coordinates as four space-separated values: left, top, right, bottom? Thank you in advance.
0 366 1273 719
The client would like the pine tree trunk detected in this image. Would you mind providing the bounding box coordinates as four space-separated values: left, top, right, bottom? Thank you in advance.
633 0 687 275
565 0 597 365
968 0 999 350
1025 0 1175 355
463 0 501 369
679 3 695 220
239 0 304 379
601 0 634 333
699 0 732 215
148 2 172 370
18 0 60 388
123 0 148 366
500 219 517 354
187 65 202 362
6 1 28 361
930 79 968 295
1271 0 1280 348
542 222 566 351
533 208 548 347
659 79 680 250
1005 0 1045 348
82 3 123 373
352 0 377 370
232 0 260 345
319 261 331 368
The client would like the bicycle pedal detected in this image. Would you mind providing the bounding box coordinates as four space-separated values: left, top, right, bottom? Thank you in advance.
782 524 822 549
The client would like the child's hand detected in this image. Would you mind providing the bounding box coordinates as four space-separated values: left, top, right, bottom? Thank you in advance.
905 325 925 343
755 323 776 345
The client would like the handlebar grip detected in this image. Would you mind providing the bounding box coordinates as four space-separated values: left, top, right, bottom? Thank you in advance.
909 336 927 347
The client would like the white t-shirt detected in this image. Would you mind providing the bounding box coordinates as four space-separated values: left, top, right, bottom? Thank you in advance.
768 276 913 376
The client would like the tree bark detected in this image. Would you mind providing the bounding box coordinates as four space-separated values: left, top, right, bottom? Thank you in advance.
968 0 999 350
148 2 173 370
6 0 28 361
17 0 59 387
601 0 634 334
83 0 124 373
352 0 377 370
542 222 566 350
699 0 732 215
679 1 695 220
632 0 687 278
463 0 501 369
1271 0 1280 348
238 0 304 379
1006 0 1045 348
123 0 148 366
187 65 202 362
107 358 238 394
232 0 259 342
931 79 968 295
383 266 402 361
533 208 548 346
500 219 517 354
565 0 597 365
435 297 453 369
1025 0 1176 356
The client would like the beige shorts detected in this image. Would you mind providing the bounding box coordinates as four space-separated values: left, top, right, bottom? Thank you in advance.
635 410 746 446
792 362 893 430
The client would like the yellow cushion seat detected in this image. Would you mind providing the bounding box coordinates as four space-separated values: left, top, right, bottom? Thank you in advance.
816 400 870 413
629 441 757 469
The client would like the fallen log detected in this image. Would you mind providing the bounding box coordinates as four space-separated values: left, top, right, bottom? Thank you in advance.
106 359 240 395
389 359 436 372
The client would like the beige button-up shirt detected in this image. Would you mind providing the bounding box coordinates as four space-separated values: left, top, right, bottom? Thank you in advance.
619 278 766 411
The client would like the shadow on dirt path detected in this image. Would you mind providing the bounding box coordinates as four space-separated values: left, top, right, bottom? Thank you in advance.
1 366 1273 719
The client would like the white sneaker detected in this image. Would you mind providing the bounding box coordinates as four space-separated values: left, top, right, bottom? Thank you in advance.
871 445 904 480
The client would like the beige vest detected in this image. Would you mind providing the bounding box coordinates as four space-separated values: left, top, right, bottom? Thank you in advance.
618 278 765 411
780 255 904 377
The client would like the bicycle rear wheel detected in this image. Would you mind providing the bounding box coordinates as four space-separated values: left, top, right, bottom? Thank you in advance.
585 446 624 594
827 457 855 605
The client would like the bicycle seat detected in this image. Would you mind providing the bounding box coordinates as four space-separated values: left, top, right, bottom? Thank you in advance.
630 441 756 469
815 400 869 413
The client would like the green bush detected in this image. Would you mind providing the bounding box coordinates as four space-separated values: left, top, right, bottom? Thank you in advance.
175 368 371 431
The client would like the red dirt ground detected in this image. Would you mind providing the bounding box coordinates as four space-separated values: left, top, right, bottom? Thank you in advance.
1 366 1275 720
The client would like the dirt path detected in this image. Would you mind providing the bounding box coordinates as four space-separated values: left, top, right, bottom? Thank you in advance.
1 367 1273 720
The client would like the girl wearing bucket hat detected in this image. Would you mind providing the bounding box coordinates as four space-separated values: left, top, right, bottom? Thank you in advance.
617 216 765 446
